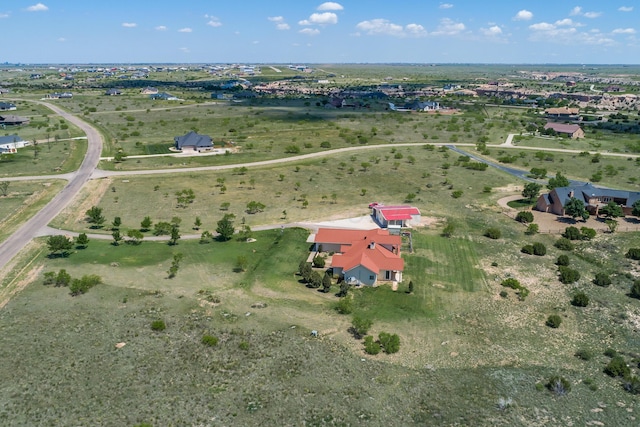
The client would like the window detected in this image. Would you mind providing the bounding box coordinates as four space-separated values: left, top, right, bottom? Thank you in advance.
369 275 375 280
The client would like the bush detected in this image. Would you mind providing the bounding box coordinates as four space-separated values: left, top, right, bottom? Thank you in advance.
546 375 571 395
364 336 381 355
554 238 575 251
556 255 570 266
626 248 640 261
521 245 534 255
533 242 547 256
604 348 618 358
201 335 219 347
484 227 502 239
500 278 530 301
546 314 562 328
630 280 640 299
558 266 580 284
571 291 589 307
563 226 581 240
593 272 612 287
151 319 166 331
580 227 597 240
575 348 594 361
515 211 534 223
378 332 400 354
604 355 630 378
499 290 508 298
351 316 373 339
335 297 353 314
623 376 640 395
312 255 325 268
525 223 539 235
69 274 102 296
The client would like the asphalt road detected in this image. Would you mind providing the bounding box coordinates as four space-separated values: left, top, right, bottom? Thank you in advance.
0 102 103 270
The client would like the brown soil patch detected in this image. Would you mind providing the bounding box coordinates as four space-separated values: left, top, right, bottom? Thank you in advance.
0 247 43 310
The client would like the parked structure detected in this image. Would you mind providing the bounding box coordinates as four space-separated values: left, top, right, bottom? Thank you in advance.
0 115 30 126
0 102 17 111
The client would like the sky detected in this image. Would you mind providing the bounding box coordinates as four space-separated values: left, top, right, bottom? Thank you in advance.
1 1 639 64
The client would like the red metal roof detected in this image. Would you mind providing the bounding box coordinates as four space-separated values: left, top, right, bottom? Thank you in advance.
375 205 420 221
314 228 401 246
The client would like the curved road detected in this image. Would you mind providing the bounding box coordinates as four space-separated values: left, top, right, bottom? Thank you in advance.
0 102 103 269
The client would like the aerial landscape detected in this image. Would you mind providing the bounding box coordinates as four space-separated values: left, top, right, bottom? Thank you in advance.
2 1 640 426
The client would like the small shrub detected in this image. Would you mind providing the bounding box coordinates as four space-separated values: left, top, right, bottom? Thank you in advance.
525 223 539 235
604 355 630 378
533 242 547 256
556 255 570 266
151 319 166 331
580 227 596 240
335 297 353 314
558 266 580 284
378 331 400 354
623 376 640 395
364 336 381 355
554 238 575 251
571 291 589 307
451 190 463 199
625 248 640 260
499 290 508 298
546 314 562 328
631 280 640 299
575 348 594 361
593 272 611 287
604 348 618 358
515 211 534 223
521 245 534 255
201 335 219 347
484 227 502 239
239 341 250 351
563 226 581 240
312 255 325 268
546 375 571 395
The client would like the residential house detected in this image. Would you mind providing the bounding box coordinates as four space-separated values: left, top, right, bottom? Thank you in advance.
45 92 73 99
0 115 30 126
545 107 579 120
0 134 27 153
543 123 585 139
141 87 158 95
403 100 440 111
308 228 404 286
536 183 640 216
371 205 421 228
150 92 180 100
105 88 122 96
173 131 213 152
0 88 10 95
0 102 16 111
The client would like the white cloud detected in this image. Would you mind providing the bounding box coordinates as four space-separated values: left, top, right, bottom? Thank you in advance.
431 18 465 36
355 19 427 37
439 3 454 9
299 28 320 36
0 13 9 18
26 3 48 12
583 11 601 18
155 25 167 31
268 16 290 30
529 21 614 45
529 22 555 31
618 6 633 12
178 27 192 33
481 25 502 36
179 47 190 53
612 28 636 34
513 10 533 21
569 6 582 16
317 2 343 11
121 22 137 28
207 19 222 27
57 37 66 42
299 12 338 25
555 19 576 26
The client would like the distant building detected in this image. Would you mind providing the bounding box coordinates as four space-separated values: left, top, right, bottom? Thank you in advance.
537 183 640 216
173 131 213 152
0 102 16 111
543 123 585 139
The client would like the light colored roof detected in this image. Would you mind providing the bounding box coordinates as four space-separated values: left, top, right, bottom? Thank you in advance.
544 123 581 134
545 107 579 115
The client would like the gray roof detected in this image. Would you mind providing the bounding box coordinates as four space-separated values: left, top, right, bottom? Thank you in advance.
553 183 640 207
0 134 22 144
0 102 16 109
174 131 213 149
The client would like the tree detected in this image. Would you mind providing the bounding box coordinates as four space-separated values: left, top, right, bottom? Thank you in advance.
558 266 580 284
378 332 400 354
246 201 266 214
235 255 248 272
562 226 581 240
605 219 618 233
193 216 202 230
175 188 195 208
85 206 105 228
153 221 172 236
600 201 624 219
529 167 547 179
571 291 590 307
525 223 539 235
321 273 332 293
308 271 323 288
55 269 72 287
515 211 534 223
46 235 73 257
351 316 373 339
563 197 589 221
312 255 325 268
522 182 542 202
0 181 9 197
140 216 152 232
441 221 455 237
112 230 123 246
337 282 351 298
360 161 371 172
168 224 181 246
364 336 381 355
216 214 235 241
112 216 122 230
75 233 89 249
632 200 640 217
408 280 414 294
484 227 502 239
546 314 562 328
547 172 570 190
593 272 611 287
126 229 144 245
167 253 183 278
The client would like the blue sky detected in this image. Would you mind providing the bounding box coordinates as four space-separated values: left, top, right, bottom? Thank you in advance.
1 1 639 64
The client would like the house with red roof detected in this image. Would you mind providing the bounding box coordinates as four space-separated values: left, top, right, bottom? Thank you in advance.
371 205 421 228
308 228 403 286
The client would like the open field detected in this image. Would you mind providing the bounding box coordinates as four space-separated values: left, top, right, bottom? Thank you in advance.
1 224 639 424
0 180 66 243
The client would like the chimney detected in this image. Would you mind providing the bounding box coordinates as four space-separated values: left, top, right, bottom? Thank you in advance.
569 190 574 198
369 242 375 250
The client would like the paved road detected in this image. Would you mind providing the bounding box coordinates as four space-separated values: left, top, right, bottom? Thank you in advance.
0 102 103 270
